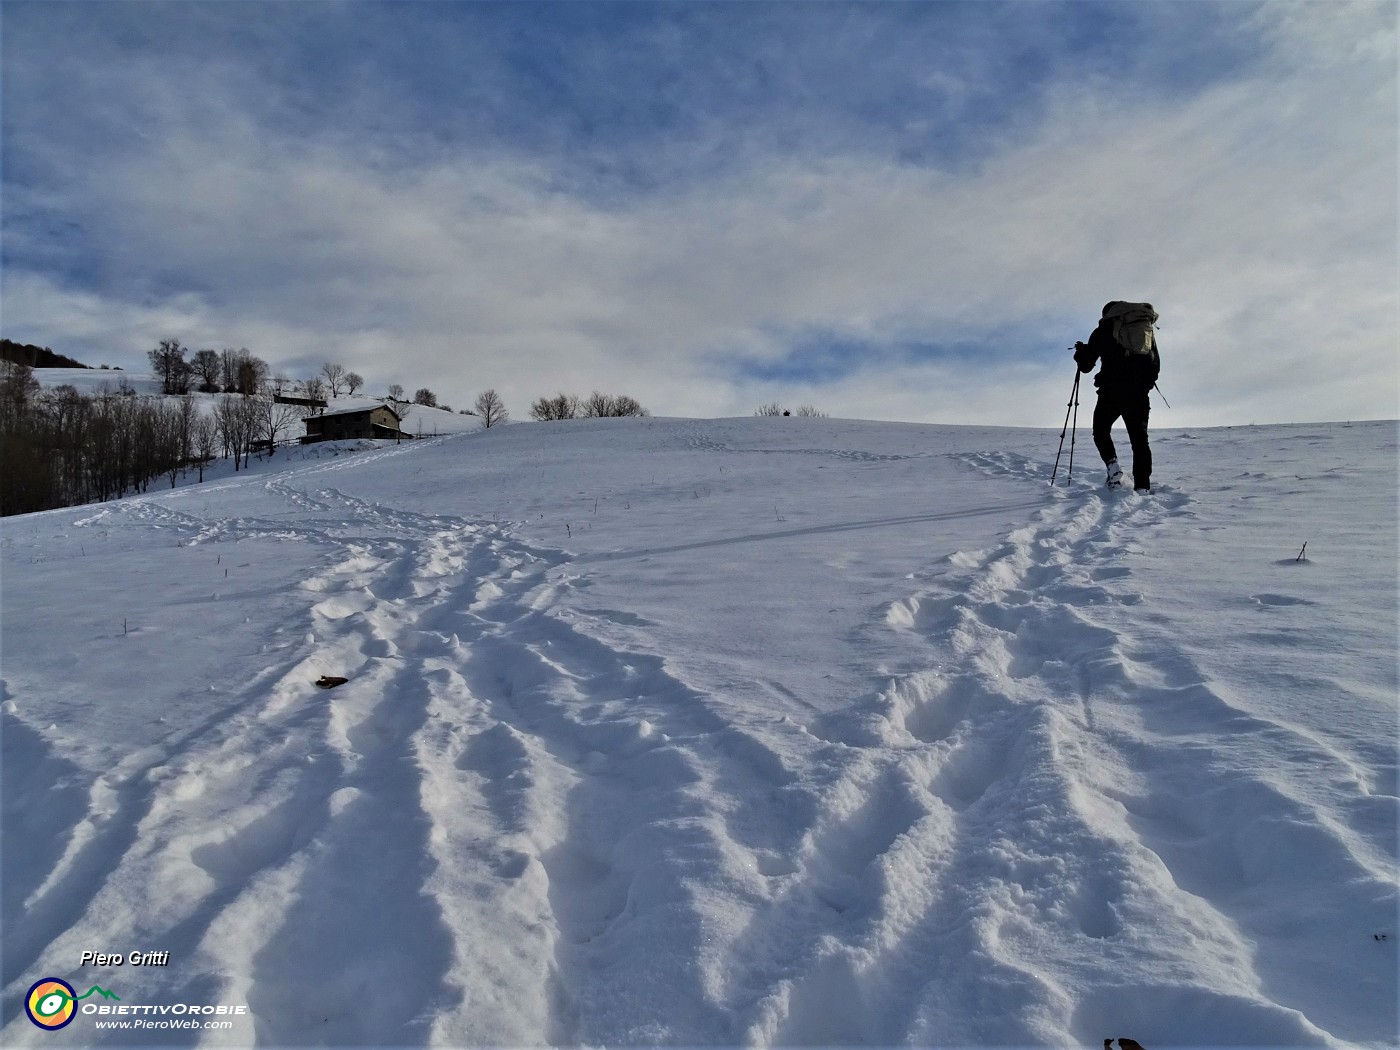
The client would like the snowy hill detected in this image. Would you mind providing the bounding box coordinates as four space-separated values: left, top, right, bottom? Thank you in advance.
2 416 1395 1048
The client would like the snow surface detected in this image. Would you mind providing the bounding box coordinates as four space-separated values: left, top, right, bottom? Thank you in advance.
2 415 1396 1049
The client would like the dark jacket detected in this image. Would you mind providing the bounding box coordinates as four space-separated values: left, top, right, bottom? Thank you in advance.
1075 319 1160 394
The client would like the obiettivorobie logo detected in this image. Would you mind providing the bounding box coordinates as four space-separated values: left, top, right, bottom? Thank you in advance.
25 978 120 1030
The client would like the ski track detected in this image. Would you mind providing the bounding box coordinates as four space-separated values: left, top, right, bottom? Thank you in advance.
5 433 1394 1047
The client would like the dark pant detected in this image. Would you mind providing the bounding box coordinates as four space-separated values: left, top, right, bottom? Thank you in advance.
1092 388 1151 487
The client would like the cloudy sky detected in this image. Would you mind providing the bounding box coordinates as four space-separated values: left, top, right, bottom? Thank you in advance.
3 1 1396 426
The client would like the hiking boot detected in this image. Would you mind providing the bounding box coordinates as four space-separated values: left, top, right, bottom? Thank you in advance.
1105 460 1123 488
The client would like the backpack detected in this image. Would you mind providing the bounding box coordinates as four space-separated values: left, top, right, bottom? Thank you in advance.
1102 302 1158 356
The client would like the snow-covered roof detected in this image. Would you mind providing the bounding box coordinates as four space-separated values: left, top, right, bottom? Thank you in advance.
311 403 401 422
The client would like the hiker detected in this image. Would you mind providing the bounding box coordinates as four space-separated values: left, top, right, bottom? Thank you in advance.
1074 302 1160 491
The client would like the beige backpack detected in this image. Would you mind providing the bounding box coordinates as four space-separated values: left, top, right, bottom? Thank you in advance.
1102 302 1158 356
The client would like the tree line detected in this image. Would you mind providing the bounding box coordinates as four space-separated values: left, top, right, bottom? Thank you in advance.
148 340 462 416
0 360 307 516
147 341 370 401
530 391 649 421
1 338 92 370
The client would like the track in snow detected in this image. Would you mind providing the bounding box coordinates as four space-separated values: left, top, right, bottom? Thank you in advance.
731 451 1392 1046
6 474 806 1045
4 428 1393 1047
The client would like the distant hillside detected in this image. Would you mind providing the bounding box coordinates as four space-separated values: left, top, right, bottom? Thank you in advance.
1 339 92 369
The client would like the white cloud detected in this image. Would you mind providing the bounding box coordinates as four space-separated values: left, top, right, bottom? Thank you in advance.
4 3 1395 427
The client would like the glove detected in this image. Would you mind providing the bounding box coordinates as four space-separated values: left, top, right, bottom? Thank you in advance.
1073 341 1094 373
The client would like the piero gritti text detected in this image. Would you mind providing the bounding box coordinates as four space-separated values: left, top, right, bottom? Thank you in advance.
80 950 170 967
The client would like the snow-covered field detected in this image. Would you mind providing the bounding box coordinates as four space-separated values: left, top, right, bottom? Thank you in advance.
2 415 1396 1048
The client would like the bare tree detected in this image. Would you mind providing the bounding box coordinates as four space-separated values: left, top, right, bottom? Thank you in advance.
213 395 238 466
192 413 219 481
474 388 508 428
162 400 197 488
581 391 613 418
755 403 784 416
177 395 197 464
581 391 648 417
191 349 222 392
214 394 261 471
257 396 305 451
303 377 327 405
219 349 268 395
344 371 365 396
219 349 236 392
237 394 262 462
531 393 579 421
148 339 192 395
387 383 405 402
414 387 438 408
239 355 268 396
321 362 347 398
0 360 40 417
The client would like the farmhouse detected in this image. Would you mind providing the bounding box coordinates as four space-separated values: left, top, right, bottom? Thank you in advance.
302 404 412 443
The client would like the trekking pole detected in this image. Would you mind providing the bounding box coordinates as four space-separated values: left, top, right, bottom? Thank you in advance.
1050 368 1081 485
1153 382 1171 408
1067 370 1080 483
